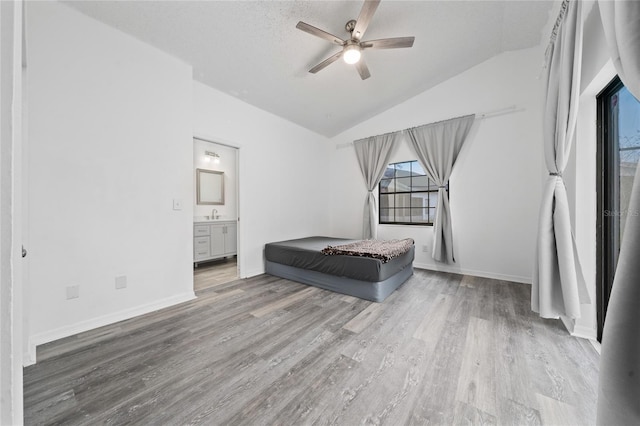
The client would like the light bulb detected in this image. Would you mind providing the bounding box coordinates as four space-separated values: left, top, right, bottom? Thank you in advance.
343 44 361 64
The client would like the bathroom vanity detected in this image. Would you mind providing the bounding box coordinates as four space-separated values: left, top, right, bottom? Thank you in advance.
193 219 237 266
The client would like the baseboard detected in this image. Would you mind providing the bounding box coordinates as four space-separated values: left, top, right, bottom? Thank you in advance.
571 324 597 341
24 291 196 366
241 267 265 279
413 262 532 284
560 315 597 341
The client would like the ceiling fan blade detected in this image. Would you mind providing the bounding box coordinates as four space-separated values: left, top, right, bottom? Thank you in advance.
296 21 345 46
355 59 371 80
352 0 381 40
360 36 415 50
309 51 343 74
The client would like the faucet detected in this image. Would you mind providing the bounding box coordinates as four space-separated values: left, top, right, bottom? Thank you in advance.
212 209 218 220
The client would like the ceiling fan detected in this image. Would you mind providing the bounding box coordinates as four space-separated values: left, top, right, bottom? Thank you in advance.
296 0 415 80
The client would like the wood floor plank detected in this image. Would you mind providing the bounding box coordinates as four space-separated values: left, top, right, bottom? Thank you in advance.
23 270 600 425
535 392 582 426
249 286 318 318
413 294 453 344
455 316 498 416
341 302 383 334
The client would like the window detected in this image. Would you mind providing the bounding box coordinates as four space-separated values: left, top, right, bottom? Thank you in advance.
596 76 640 341
379 160 442 226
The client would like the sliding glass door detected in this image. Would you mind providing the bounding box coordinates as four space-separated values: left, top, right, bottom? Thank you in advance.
597 76 640 341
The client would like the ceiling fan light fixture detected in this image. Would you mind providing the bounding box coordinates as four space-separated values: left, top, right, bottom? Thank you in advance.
343 44 361 64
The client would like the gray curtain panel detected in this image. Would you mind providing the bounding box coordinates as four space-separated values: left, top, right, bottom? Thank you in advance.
532 0 590 320
406 115 475 263
596 1 640 425
353 132 400 239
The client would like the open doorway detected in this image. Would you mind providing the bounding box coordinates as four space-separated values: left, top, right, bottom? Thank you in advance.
193 137 239 292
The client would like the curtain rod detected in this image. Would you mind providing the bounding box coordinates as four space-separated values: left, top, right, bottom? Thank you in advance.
335 104 522 150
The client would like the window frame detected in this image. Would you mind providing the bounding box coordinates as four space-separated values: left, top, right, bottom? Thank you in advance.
378 160 444 227
596 75 640 342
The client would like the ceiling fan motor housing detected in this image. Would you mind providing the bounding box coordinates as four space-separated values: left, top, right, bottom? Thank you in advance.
345 19 357 34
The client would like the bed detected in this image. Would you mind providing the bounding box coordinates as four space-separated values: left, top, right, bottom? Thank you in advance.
265 236 414 302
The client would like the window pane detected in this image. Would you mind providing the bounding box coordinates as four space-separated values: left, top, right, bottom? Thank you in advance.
411 192 428 207
412 175 429 191
397 208 411 222
378 160 441 225
412 161 426 176
396 177 411 192
428 192 439 208
380 194 394 208
380 178 394 193
618 87 640 149
428 208 437 223
380 208 393 222
395 162 410 176
396 193 411 208
411 208 429 223
617 88 640 243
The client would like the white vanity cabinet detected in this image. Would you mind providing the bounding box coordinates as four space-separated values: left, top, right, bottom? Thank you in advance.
193 220 237 265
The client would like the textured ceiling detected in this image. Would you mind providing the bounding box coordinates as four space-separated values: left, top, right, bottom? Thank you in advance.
62 0 555 137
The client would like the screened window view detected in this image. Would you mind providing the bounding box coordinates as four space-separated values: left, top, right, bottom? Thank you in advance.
379 160 442 225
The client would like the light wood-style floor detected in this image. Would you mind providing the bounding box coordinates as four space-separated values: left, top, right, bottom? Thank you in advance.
23 269 599 425
194 257 238 292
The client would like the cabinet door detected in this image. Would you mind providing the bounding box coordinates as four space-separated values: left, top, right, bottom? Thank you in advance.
225 223 237 255
210 224 225 256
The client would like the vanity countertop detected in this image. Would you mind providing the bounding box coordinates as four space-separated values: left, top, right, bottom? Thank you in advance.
194 217 236 224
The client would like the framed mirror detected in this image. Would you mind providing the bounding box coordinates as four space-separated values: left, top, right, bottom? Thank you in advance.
196 169 224 205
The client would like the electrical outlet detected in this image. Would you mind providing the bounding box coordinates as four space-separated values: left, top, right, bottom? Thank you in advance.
66 285 79 300
422 245 429 253
115 275 127 289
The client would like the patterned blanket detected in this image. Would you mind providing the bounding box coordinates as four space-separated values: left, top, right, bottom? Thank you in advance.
321 238 414 263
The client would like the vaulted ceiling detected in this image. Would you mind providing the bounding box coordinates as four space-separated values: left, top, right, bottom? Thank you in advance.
62 1 555 137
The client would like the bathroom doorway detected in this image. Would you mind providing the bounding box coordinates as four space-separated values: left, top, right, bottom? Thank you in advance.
193 137 240 292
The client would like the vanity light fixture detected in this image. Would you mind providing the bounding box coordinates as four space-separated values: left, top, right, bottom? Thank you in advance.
205 151 221 164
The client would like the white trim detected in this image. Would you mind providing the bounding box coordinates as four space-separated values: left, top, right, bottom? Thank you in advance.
559 315 598 341
193 133 243 279
413 262 532 284
241 268 265 279
24 291 196 366
572 324 597 340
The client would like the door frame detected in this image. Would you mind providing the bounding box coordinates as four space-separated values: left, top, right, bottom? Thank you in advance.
0 0 25 422
596 75 624 342
193 135 242 278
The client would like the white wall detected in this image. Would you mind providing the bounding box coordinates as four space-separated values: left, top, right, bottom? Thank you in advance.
328 47 545 284
25 1 195 362
193 82 331 277
193 139 237 221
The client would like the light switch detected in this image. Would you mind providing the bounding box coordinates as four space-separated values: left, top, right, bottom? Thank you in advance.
173 199 183 210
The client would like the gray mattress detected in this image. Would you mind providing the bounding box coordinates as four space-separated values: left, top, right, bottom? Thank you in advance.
264 237 414 302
